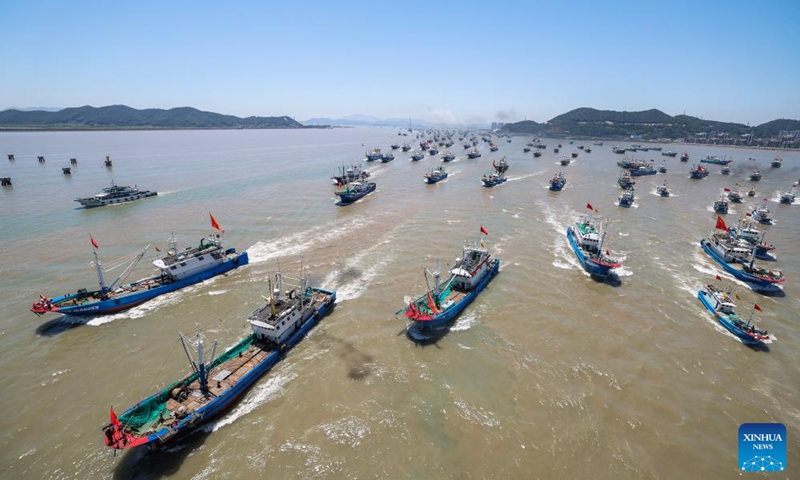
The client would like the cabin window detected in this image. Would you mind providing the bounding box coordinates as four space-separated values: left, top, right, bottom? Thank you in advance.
198 256 204 260
180 262 187 267
170 266 177 270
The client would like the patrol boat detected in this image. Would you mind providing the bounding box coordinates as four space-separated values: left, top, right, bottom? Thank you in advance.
75 182 157 208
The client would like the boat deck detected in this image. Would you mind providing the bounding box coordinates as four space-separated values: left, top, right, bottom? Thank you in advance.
158 342 276 428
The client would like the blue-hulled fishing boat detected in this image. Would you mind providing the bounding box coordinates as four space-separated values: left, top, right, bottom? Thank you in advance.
700 155 732 165
467 147 481 159
549 170 567 191
697 284 772 344
31 216 248 317
690 164 709 179
401 230 499 331
566 207 622 278
481 171 507 187
700 235 785 288
656 180 670 197
424 166 448 184
411 151 425 161
103 271 336 451
618 189 634 207
335 181 376 204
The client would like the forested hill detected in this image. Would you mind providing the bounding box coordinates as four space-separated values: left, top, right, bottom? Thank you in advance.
501 108 800 139
0 105 304 129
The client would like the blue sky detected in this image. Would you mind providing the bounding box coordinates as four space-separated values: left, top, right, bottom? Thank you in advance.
2 0 798 125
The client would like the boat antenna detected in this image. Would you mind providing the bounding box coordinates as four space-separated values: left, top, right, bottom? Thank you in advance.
91 236 108 296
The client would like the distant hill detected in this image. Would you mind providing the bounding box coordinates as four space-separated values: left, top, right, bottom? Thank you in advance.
0 105 304 129
501 108 800 141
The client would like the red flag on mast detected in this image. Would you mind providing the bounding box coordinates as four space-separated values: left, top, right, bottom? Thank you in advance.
586 203 594 211
754 304 763 312
480 225 488 235
715 216 728 231
110 406 120 427
91 236 99 249
209 212 223 232
715 274 722 281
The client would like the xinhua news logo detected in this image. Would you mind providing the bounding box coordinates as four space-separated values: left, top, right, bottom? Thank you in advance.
738 423 786 472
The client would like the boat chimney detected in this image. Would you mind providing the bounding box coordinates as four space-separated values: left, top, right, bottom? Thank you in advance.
195 327 209 393
0 177 11 186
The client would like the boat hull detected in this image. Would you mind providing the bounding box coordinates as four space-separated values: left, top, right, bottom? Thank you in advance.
336 183 376 204
424 173 447 184
410 259 500 330
108 289 336 450
40 252 248 316
566 227 615 277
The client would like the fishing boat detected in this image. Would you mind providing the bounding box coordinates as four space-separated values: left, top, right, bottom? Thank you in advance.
713 194 729 214
618 190 635 207
467 147 481 159
771 158 782 168
658 161 667 173
560 156 571 166
75 182 157 208
701 155 732 165
701 229 784 287
617 170 636 190
690 164 709 179
411 151 425 161
594 142 604 146
523 147 531 153
331 164 369 186
780 189 795 204
662 150 678 157
492 157 509 174
533 150 543 157
656 181 670 197
749 170 762 181
489 144 499 152
365 148 383 162
442 151 455 162
424 166 448 184
728 218 776 261
32 218 248 316
463 143 471 150
697 284 772 344
612 146 626 154
750 202 773 225
727 186 743 203
571 152 579 158
391 144 400 150
566 207 622 278
680 153 689 162
401 143 411 152
380 152 395 163
747 186 757 197
481 171 507 187
630 163 657 176
549 170 567 191
428 148 439 156
102 271 336 451
720 165 730 175
584 146 592 153
335 181 376 205
553 147 559 154
400 231 500 331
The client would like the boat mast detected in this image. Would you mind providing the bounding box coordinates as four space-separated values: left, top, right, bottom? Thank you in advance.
93 249 108 295
433 258 441 299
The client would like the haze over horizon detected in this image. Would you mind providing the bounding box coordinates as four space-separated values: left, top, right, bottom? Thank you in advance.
2 0 798 126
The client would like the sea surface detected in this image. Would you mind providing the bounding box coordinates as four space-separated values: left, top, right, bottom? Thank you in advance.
1 129 799 479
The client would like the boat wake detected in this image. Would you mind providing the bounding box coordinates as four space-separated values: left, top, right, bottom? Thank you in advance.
321 236 396 302
210 369 298 432
507 172 539 182
451 311 478 332
248 216 370 264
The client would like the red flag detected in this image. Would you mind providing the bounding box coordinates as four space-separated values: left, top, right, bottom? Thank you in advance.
110 406 120 427
745 212 752 217
724 188 731 192
480 225 488 235
586 203 594 211
209 212 222 232
91 236 99 249
715 216 728 231
754 304 763 312
606 250 610 256
715 275 722 281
